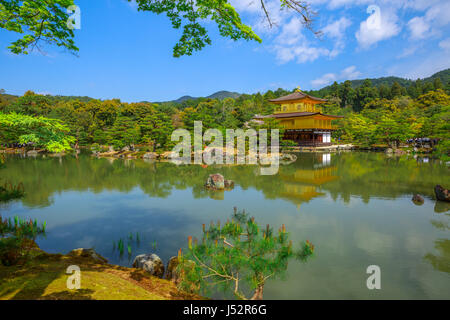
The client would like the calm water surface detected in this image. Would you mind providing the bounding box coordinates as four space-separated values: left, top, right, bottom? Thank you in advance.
1 152 449 299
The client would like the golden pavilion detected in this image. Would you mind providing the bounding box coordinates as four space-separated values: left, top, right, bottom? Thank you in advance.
254 89 343 146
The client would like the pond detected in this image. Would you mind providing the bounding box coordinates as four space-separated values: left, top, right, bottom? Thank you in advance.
1 152 449 299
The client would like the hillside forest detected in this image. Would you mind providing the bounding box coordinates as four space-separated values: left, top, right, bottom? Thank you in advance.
0 69 449 160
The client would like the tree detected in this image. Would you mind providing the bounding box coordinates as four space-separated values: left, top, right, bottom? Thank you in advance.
340 80 355 108
433 78 443 90
2 0 318 57
131 0 318 57
330 81 339 98
139 112 174 149
378 83 390 99
0 112 75 152
177 208 314 300
107 115 140 149
374 114 412 148
0 0 78 55
354 79 378 112
390 81 403 99
341 113 376 146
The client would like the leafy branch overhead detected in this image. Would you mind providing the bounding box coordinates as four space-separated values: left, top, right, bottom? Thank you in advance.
131 0 317 57
0 0 78 55
0 0 316 56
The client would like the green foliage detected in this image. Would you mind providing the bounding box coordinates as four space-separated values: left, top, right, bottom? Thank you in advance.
0 112 75 152
177 208 314 300
0 215 46 266
108 116 140 150
0 75 448 160
335 89 450 158
131 0 263 57
0 0 78 55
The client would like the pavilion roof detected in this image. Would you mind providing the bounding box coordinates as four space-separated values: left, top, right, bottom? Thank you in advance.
269 91 327 104
269 112 343 119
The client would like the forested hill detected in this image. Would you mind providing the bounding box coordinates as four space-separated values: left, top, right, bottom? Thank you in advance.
1 70 448 104
169 90 241 103
313 69 450 94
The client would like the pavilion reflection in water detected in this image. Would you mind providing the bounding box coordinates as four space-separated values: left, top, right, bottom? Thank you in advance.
279 153 338 208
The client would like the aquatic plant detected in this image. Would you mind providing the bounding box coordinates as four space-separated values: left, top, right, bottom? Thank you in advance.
117 238 124 255
0 215 46 266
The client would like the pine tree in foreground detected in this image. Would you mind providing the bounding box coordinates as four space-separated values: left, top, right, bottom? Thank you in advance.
177 208 315 300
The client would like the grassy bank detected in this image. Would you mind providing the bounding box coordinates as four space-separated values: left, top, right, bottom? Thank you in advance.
0 245 202 300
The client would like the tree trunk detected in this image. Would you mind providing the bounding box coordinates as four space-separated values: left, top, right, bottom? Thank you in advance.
250 284 264 300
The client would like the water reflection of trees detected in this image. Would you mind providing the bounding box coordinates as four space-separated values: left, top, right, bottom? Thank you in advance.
1 152 449 209
424 239 450 273
426 210 449 274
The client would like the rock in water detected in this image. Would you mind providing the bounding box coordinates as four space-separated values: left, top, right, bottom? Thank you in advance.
205 173 225 190
224 180 235 189
132 254 165 278
434 185 450 202
280 153 297 165
412 194 424 205
166 256 180 283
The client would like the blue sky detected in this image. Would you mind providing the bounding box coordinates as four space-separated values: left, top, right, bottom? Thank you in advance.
0 0 449 102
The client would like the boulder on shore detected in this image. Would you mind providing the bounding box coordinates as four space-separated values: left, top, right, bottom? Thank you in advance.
205 173 225 190
132 254 165 278
165 256 180 283
27 150 39 156
434 185 450 202
68 248 108 264
143 152 157 160
412 194 424 205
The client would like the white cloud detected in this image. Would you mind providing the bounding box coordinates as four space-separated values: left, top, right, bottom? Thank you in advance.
397 45 419 58
407 17 430 39
322 17 352 57
275 17 304 45
231 1 347 63
232 0 448 65
311 65 361 87
273 43 330 64
389 50 450 79
439 38 450 51
355 6 400 48
406 1 450 39
311 73 338 87
270 16 332 64
341 65 362 79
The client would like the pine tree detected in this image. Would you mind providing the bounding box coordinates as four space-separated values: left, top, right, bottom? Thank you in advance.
177 208 314 300
390 82 403 98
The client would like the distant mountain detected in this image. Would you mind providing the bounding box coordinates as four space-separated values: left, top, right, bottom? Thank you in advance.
207 90 241 100
320 68 450 90
171 90 241 103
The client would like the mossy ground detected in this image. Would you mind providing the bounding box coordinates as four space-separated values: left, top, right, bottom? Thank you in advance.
0 247 202 300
